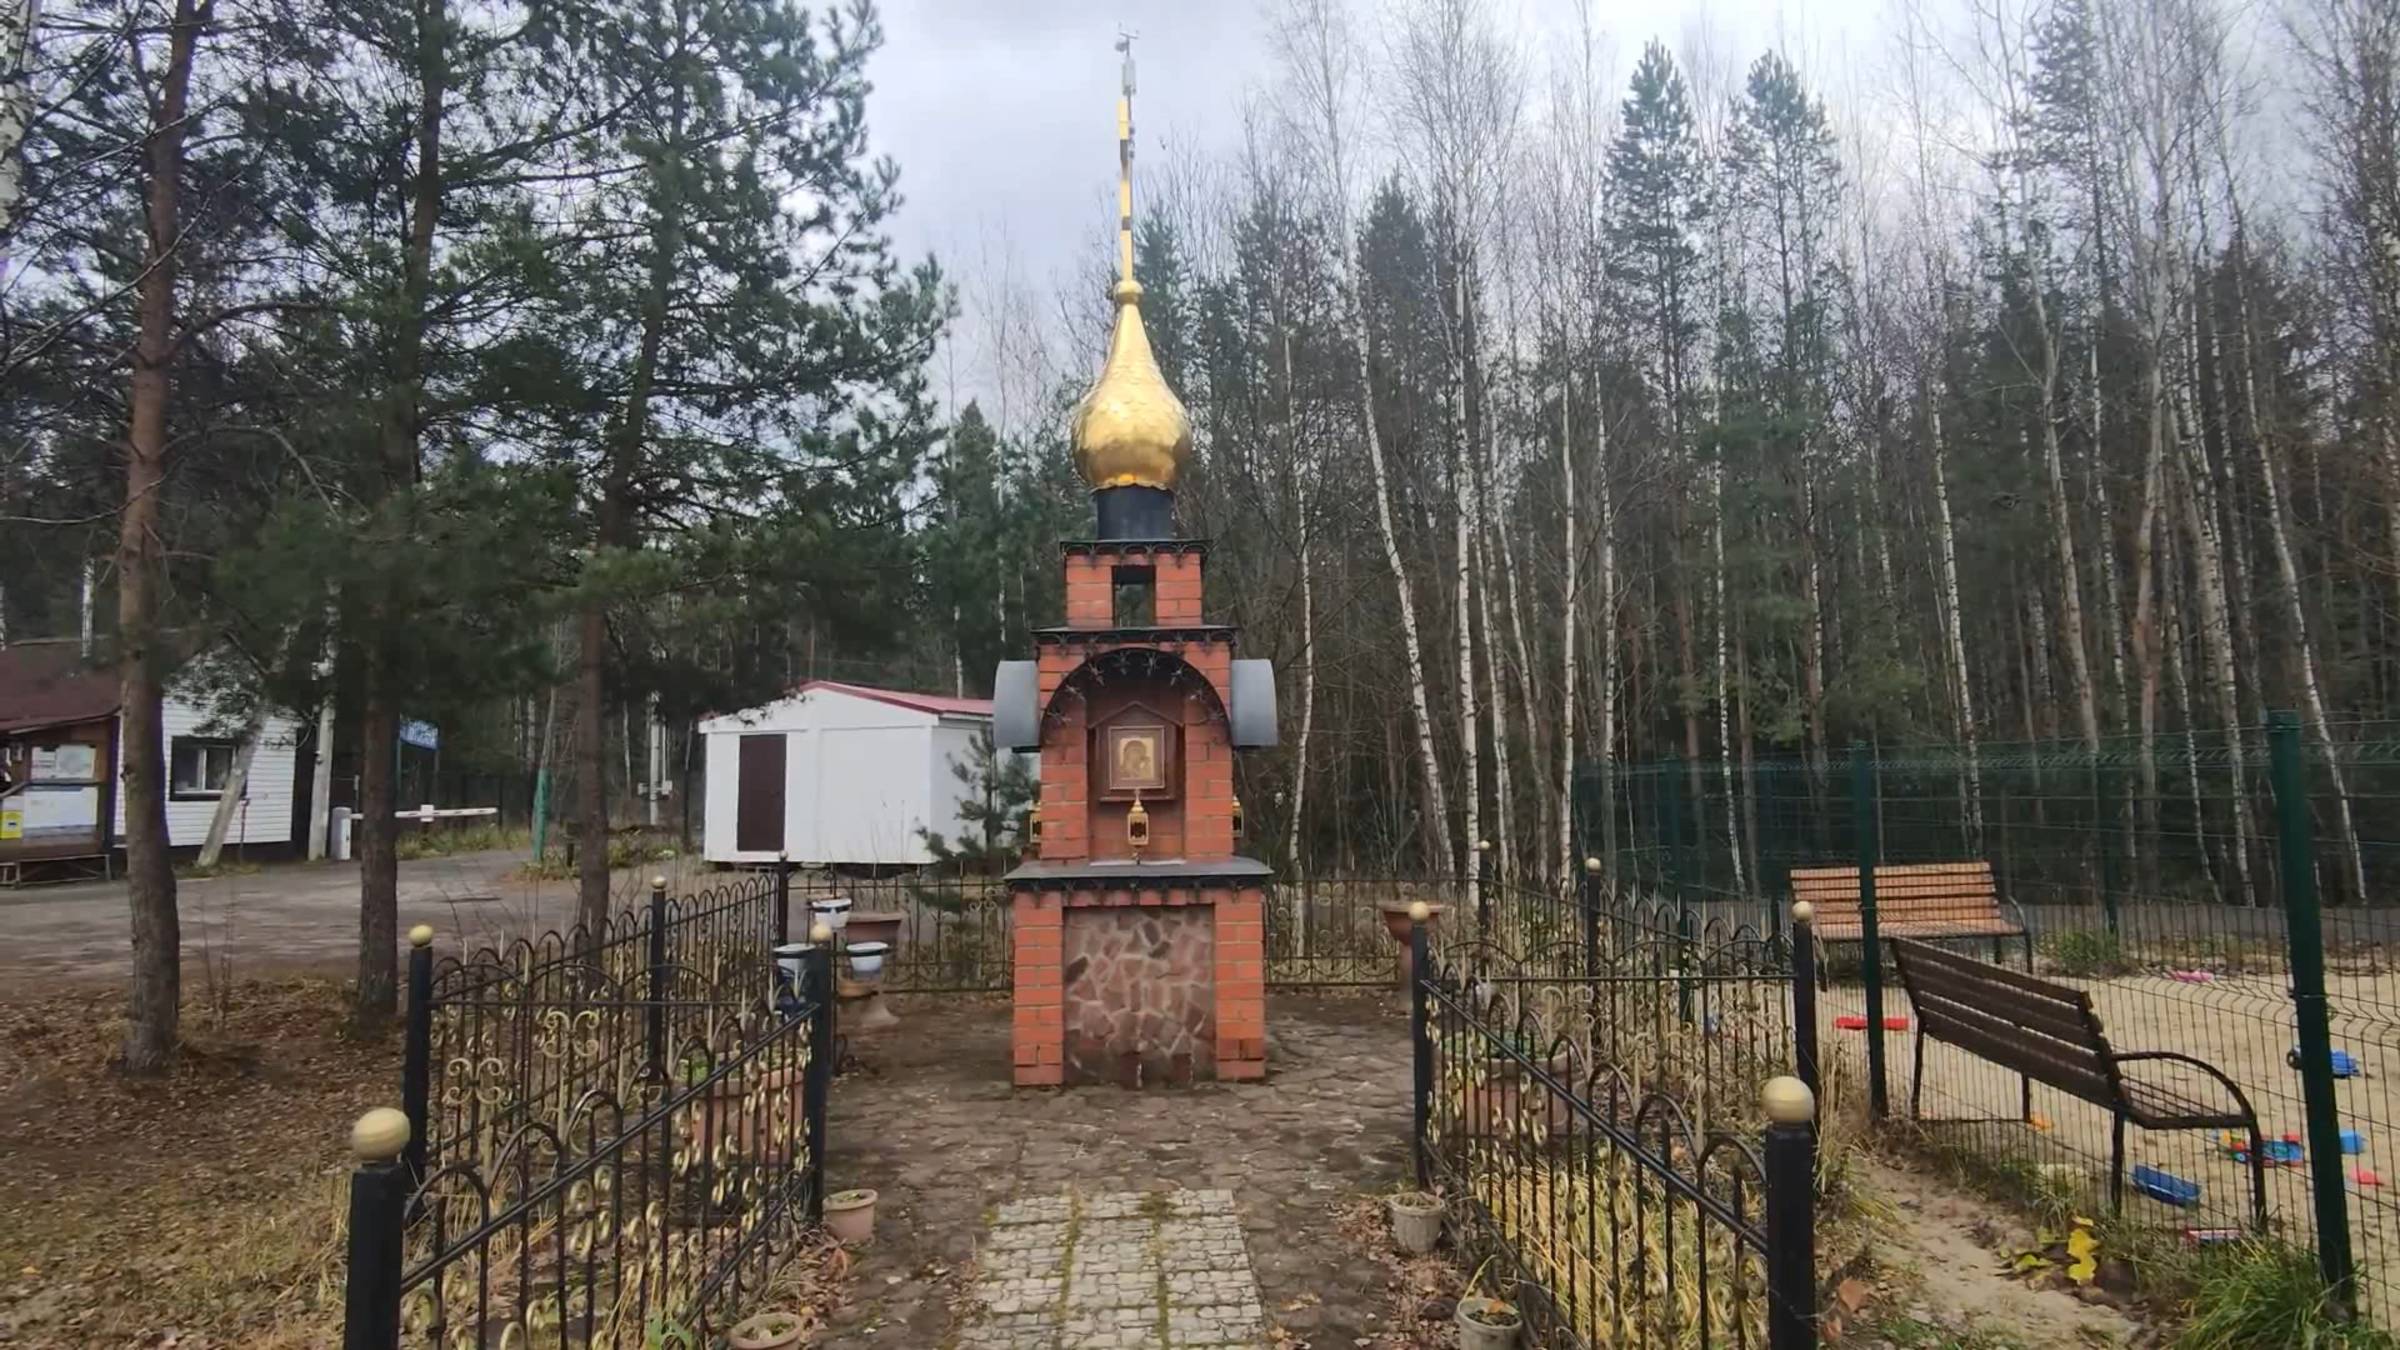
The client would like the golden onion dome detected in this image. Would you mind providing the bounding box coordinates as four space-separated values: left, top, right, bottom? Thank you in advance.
1070 278 1192 492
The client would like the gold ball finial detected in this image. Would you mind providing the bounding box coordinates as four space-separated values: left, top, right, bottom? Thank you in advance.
351 1107 411 1162
1761 1076 1816 1126
1407 900 1431 923
1791 900 1814 924
810 922 835 945
408 923 434 948
650 875 668 890
1583 856 1601 874
1475 838 1494 853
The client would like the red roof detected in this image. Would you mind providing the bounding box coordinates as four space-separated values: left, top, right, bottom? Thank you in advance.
0 641 121 735
795 679 992 719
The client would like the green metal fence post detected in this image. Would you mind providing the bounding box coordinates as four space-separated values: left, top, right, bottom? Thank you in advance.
2268 710 2356 1309
2095 751 2122 939
1662 752 1686 916
1852 740 1888 1119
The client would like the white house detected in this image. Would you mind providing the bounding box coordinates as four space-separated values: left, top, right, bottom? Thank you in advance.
0 640 301 879
698 680 1005 868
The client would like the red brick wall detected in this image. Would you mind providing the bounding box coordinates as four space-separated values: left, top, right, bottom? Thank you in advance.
1010 882 1267 1088
1061 549 1208 629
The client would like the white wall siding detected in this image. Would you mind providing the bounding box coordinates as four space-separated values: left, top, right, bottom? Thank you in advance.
112 697 302 849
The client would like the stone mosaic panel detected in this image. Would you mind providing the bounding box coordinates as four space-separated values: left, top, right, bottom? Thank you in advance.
1062 905 1215 1086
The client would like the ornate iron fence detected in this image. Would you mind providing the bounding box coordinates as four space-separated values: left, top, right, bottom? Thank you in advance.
1406 913 1817 1349
345 873 832 1349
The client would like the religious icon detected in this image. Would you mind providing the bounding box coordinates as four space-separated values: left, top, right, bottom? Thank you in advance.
1102 721 1170 796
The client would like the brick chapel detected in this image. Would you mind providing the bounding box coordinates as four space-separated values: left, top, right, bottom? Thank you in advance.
987 62 1277 1089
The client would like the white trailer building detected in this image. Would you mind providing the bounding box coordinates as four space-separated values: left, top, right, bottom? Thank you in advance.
698 680 1002 868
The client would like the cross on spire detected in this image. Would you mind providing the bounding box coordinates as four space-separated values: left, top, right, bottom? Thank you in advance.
1115 31 1137 285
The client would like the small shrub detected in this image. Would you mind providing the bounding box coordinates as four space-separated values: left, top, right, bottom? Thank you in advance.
2047 929 2135 978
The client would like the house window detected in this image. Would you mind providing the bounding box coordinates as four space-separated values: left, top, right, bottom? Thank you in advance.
170 737 240 800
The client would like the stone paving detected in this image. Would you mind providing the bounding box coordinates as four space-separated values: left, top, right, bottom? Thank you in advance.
821 992 1416 1347
958 1190 1267 1349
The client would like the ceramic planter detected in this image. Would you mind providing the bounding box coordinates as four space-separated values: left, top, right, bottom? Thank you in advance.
1386 1191 1443 1254
845 940 890 980
728 1311 806 1350
808 895 854 934
1377 902 1445 987
825 1187 878 1244
1456 1296 1522 1350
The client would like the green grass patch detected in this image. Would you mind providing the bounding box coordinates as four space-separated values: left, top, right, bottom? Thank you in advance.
2172 1242 2392 1350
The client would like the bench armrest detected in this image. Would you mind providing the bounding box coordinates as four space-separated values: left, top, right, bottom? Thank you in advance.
2002 893 2035 939
2109 1050 2262 1127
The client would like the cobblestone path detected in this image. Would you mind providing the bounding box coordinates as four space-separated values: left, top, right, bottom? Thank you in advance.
957 1190 1267 1349
822 992 1413 1347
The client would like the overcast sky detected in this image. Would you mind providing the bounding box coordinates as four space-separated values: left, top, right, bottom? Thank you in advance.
855 0 2258 418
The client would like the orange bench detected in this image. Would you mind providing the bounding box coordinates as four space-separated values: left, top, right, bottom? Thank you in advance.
1790 861 2033 968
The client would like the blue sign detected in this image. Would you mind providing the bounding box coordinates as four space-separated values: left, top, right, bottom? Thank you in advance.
399 719 440 751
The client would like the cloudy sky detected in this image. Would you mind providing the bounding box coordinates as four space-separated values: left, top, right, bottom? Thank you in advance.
854 0 1989 415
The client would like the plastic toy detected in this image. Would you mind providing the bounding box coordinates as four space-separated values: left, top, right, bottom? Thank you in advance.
2263 1135 2306 1167
2288 1047 2363 1078
2131 1165 2202 1208
2169 969 2218 984
2344 1129 2367 1156
1831 1014 1911 1031
2353 1168 2383 1188
2028 1112 2055 1133
2181 1228 2245 1248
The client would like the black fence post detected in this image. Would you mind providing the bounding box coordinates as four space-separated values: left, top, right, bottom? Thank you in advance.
1762 1076 1818 1350
2268 710 2357 1309
774 852 792 944
1662 751 1687 913
802 935 837 1224
1791 903 1820 1104
1409 904 1433 1189
1580 855 1601 977
1851 741 1888 1119
646 876 670 1082
400 926 434 1185
341 1108 411 1350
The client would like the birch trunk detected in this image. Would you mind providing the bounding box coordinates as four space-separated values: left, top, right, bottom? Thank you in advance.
2223 223 2368 900
1930 406 1983 844
1713 444 1745 895
2171 314 2255 904
1452 262 1482 909
1283 331 1318 880
196 727 262 871
1557 372 1579 886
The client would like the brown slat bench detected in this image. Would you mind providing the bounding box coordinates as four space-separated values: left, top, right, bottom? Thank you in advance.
1790 861 2033 969
1892 938 2267 1227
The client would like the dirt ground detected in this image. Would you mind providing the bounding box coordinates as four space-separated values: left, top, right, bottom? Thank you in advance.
1822 962 2400 1324
0 849 719 982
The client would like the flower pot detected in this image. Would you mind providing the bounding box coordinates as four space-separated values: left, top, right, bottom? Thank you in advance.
1386 1191 1444 1254
1456 1296 1522 1350
728 1311 807 1350
688 1068 806 1162
1378 902 1445 988
845 940 890 980
825 1187 877 1244
808 895 854 934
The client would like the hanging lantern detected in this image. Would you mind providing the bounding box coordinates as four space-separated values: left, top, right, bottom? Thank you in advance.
1231 795 1244 841
1026 803 1043 847
1126 793 1151 858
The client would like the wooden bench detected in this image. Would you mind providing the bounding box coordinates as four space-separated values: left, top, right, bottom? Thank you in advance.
1790 861 2033 969
1891 938 2266 1228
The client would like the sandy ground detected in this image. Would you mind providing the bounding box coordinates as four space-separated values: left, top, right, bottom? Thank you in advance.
0 849 722 984
1821 963 2400 1323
